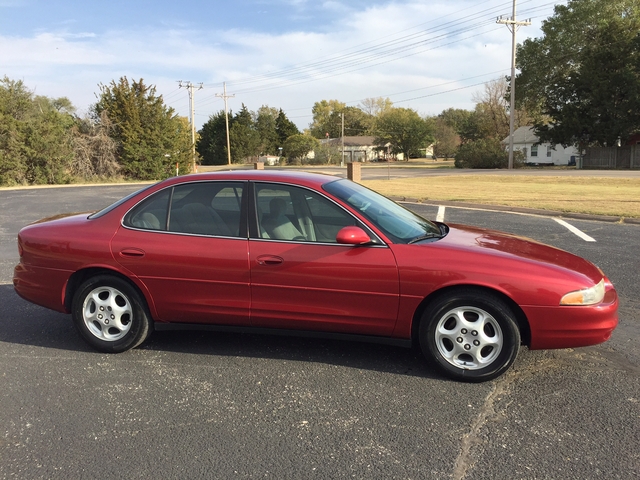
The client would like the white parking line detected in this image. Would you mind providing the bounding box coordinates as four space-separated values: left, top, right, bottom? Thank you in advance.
553 218 596 242
401 201 602 242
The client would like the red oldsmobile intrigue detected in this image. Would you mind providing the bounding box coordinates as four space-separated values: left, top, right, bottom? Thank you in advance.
13 171 618 382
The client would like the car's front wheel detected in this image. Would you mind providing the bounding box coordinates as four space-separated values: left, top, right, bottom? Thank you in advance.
72 275 152 353
419 290 520 382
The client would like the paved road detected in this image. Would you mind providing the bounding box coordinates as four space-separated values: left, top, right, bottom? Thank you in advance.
1 185 638 479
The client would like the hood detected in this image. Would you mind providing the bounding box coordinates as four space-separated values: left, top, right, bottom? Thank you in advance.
437 223 602 282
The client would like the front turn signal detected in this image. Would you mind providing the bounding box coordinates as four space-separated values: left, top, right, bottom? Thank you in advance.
560 279 605 306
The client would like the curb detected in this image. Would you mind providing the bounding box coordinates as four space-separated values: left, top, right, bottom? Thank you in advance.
391 197 640 225
0 182 152 192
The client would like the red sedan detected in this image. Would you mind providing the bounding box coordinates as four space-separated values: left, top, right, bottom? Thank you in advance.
13 171 618 382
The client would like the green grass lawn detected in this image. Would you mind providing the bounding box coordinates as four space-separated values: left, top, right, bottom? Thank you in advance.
363 175 640 218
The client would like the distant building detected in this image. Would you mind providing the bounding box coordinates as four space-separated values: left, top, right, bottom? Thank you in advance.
625 133 640 145
503 126 580 166
321 136 404 162
257 155 280 166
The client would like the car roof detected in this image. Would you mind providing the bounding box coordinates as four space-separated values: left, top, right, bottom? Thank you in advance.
159 170 341 189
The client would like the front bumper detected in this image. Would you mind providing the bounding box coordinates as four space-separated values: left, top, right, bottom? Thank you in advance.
523 290 618 350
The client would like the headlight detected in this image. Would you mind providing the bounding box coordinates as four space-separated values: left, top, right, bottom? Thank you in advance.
560 279 605 305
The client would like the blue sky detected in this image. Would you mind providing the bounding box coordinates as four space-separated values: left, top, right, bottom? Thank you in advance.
0 0 559 129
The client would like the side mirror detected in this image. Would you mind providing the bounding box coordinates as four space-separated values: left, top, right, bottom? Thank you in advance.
336 226 371 245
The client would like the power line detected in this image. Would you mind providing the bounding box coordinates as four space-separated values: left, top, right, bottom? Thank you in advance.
220 0 522 88
171 1 560 130
205 0 555 94
221 4 556 98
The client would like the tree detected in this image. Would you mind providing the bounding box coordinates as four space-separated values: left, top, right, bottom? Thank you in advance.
197 110 229 165
341 106 372 136
93 77 193 179
312 141 342 165
275 109 299 147
198 106 298 164
0 77 75 185
71 112 120 178
23 104 76 184
357 97 392 134
464 78 532 143
454 138 521 169
516 0 640 147
472 79 510 141
439 108 473 134
308 100 374 138
254 106 280 155
358 97 393 117
0 77 31 184
309 100 345 138
283 134 320 164
432 117 460 158
229 104 260 163
374 108 435 160
166 116 196 175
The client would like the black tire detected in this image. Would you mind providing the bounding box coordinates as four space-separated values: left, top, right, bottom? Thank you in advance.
419 290 520 382
72 275 152 353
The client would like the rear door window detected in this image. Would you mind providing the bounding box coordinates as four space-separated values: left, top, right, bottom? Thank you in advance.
125 182 245 237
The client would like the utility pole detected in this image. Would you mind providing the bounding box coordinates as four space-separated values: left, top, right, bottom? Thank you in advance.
216 82 235 165
178 81 203 173
497 0 530 169
341 112 345 168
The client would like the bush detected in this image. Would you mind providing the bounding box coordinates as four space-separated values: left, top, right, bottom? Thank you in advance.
454 138 522 169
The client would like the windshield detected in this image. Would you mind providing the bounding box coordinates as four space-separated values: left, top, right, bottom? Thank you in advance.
323 179 442 244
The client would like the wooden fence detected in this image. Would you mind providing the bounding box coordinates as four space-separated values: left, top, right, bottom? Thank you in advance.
583 145 640 169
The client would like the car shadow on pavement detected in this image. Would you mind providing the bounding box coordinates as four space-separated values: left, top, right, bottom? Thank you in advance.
145 329 434 379
0 285 438 380
0 285 91 352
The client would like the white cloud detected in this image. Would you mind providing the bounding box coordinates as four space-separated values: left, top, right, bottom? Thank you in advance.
1 0 551 129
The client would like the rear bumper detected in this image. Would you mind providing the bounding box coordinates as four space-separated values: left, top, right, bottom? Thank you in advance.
13 263 71 313
523 296 618 350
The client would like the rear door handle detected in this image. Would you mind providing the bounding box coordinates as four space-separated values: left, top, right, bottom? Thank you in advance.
119 248 146 258
257 255 284 265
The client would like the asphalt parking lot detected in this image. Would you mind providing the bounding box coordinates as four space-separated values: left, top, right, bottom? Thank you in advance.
1 183 638 479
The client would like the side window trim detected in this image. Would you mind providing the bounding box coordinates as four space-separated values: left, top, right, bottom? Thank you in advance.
123 180 248 239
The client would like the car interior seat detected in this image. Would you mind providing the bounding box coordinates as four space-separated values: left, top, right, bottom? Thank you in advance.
172 203 232 236
261 197 302 240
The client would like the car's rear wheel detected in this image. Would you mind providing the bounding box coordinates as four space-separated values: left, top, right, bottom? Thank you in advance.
72 275 152 353
419 290 520 382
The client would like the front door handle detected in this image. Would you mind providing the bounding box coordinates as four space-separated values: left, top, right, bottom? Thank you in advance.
256 255 284 265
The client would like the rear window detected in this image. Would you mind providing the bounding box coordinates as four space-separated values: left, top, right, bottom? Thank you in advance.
88 184 156 219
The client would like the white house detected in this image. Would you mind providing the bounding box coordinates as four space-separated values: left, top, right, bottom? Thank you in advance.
503 126 580 166
321 136 404 162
